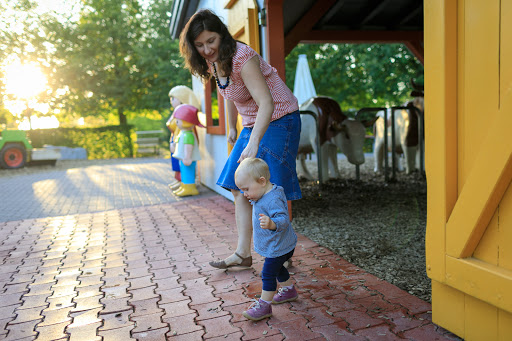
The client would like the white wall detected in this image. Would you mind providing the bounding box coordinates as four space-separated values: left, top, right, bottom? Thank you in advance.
193 76 234 201
190 0 232 200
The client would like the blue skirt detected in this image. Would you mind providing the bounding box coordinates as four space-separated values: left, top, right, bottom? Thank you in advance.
216 111 302 200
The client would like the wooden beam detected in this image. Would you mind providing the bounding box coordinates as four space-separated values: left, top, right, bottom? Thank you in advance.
405 40 424 64
284 0 337 56
361 0 393 26
316 0 346 27
400 5 423 26
445 256 512 313
301 30 424 44
265 0 286 81
224 0 237 9
446 105 512 258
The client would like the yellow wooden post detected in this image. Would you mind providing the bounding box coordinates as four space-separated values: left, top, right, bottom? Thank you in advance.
424 0 458 283
425 0 512 339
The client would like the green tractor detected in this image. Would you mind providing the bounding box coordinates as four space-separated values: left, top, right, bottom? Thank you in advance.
0 130 60 169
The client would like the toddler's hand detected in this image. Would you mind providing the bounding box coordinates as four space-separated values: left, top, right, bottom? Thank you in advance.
259 214 276 230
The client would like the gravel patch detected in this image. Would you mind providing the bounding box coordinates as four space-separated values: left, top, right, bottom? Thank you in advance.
293 156 430 302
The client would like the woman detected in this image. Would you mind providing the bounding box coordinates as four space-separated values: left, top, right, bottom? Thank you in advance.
179 9 301 268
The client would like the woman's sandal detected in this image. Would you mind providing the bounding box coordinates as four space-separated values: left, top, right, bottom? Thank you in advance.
209 252 252 269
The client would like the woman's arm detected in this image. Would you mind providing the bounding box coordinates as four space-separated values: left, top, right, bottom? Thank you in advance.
238 55 274 162
226 100 238 146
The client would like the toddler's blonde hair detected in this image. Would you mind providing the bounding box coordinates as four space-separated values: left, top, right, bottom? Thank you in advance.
235 158 270 182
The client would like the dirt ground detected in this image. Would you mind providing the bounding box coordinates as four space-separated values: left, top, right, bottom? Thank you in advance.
293 156 430 302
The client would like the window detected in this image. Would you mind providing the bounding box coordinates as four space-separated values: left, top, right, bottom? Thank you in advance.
204 79 226 135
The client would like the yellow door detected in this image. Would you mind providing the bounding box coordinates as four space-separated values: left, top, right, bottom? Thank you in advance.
203 1 259 151
425 1 512 339
225 0 260 53
224 0 259 152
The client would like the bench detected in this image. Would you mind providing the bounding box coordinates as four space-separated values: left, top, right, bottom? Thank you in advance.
135 130 164 155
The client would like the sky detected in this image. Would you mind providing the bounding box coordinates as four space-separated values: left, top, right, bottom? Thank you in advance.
33 0 82 24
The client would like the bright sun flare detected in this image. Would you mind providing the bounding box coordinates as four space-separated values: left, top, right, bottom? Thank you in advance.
4 62 47 100
2 62 59 129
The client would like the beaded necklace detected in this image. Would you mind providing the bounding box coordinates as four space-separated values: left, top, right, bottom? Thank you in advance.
212 62 230 89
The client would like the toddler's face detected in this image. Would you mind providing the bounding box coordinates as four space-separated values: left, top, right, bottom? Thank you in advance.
235 172 267 201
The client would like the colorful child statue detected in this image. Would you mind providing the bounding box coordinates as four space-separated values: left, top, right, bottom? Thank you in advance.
172 104 204 197
167 86 201 190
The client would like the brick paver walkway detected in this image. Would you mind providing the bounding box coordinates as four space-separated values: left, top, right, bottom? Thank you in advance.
0 159 460 340
0 159 213 222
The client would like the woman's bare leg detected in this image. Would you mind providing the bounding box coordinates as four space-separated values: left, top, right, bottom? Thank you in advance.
223 189 253 265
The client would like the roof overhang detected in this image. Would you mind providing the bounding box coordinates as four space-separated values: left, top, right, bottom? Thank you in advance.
169 0 200 40
281 0 424 60
169 0 424 62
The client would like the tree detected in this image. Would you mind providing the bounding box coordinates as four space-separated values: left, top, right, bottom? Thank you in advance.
39 0 147 125
0 0 46 128
34 0 189 126
285 43 424 112
134 0 191 112
1 1 423 129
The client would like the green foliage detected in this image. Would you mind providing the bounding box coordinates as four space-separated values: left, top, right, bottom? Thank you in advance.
38 0 146 124
285 43 424 110
128 115 165 132
134 0 192 110
0 106 14 129
27 125 135 159
1 1 425 152
6 0 190 126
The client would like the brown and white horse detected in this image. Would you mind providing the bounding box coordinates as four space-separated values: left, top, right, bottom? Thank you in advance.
297 96 376 181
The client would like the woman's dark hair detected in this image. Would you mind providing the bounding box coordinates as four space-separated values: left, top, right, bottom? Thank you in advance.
179 9 237 81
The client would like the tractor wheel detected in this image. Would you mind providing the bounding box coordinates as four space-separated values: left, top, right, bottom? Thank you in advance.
0 143 27 169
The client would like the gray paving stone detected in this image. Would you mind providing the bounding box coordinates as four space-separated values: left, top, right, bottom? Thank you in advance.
0 158 215 223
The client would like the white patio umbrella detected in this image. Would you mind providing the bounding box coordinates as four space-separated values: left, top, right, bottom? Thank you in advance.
293 54 317 107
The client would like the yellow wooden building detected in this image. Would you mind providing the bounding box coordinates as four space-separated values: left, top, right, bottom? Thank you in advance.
425 1 512 339
171 1 512 339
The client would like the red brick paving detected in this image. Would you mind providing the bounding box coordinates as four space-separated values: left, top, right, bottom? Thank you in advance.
0 195 461 340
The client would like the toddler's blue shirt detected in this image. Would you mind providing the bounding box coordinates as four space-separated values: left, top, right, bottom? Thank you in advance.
250 184 297 258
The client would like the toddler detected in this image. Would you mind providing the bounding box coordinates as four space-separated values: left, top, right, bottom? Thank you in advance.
235 158 298 321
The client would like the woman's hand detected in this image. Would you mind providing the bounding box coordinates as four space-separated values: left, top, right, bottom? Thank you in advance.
259 214 276 230
227 129 237 146
170 142 176 154
238 140 258 163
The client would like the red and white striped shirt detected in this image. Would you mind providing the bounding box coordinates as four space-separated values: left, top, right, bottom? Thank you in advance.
211 42 299 127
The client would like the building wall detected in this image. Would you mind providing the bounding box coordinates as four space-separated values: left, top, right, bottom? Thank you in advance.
191 1 231 200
